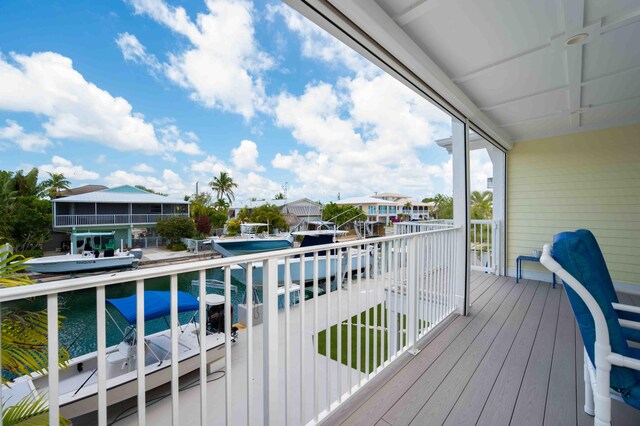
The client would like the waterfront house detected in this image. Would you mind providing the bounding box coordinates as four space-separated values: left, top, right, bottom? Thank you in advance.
3 1 639 425
335 195 400 224
371 192 433 220
228 198 323 231
51 185 189 249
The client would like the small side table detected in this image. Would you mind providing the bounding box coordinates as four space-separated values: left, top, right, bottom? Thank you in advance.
516 255 556 288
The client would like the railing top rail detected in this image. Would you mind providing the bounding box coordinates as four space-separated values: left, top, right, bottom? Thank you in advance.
0 226 460 302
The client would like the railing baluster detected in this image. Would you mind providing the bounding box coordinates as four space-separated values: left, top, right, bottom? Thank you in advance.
285 257 291 426
96 286 107 426
336 245 342 403
325 249 331 410
136 279 146 425
365 242 370 379
299 256 306 424
356 245 362 383
198 270 207 426
313 252 319 421
372 242 378 373
47 294 59 425
246 264 253 426
347 246 352 394
170 274 179 425
224 266 233 424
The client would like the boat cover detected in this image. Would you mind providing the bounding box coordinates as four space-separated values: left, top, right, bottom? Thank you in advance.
106 291 200 324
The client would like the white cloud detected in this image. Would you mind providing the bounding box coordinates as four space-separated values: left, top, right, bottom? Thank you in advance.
189 154 280 200
0 51 163 154
230 139 264 171
0 119 52 152
158 124 203 155
272 72 452 199
96 154 107 164
115 32 162 74
123 0 273 119
105 168 189 196
132 163 155 173
266 4 374 74
40 155 100 180
470 149 493 192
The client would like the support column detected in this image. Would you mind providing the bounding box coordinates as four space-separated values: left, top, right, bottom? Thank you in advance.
487 146 506 276
452 118 470 315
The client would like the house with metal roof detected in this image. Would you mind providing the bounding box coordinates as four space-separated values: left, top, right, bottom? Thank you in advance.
371 193 434 220
228 198 323 231
335 195 401 224
51 185 189 248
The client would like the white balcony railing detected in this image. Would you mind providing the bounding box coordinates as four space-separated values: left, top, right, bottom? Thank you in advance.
395 219 500 274
0 227 459 425
54 213 189 227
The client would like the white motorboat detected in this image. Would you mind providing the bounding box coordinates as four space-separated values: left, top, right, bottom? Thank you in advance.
25 231 141 274
1 291 228 420
212 223 293 256
24 249 139 274
230 231 373 287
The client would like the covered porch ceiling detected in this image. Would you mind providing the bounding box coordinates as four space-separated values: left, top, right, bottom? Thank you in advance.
285 0 640 147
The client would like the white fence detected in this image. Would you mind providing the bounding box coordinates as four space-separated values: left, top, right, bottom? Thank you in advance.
54 213 189 227
0 227 459 425
395 219 499 274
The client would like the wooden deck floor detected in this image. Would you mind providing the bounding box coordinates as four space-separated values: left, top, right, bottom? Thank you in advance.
327 272 640 426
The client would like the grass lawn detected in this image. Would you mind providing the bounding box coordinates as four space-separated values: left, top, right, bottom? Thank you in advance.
317 304 422 374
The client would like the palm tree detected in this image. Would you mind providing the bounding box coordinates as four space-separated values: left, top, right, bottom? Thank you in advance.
470 190 493 220
1 254 70 424
209 171 238 204
41 172 71 199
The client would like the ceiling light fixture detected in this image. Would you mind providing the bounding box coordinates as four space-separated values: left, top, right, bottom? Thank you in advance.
565 33 589 46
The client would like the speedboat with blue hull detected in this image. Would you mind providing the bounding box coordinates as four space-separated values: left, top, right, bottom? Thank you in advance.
212 223 293 256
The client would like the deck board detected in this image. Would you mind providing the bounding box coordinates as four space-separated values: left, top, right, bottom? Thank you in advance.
544 289 576 426
442 280 541 426
340 274 504 426
331 273 640 426
382 276 515 425
410 274 536 425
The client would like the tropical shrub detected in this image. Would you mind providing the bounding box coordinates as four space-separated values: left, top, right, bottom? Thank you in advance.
157 216 196 244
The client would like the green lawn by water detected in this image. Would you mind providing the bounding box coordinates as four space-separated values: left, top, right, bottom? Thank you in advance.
317 304 423 374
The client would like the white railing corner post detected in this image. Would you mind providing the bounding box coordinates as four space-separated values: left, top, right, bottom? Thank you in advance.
407 237 420 355
263 258 279 425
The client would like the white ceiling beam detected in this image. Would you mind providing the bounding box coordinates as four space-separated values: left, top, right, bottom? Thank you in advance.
480 86 568 112
601 6 640 34
561 0 586 129
498 94 640 128
393 0 444 27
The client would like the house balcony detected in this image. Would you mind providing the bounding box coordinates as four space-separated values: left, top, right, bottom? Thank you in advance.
53 213 190 228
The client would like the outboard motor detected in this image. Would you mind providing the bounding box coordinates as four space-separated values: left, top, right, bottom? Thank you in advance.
207 304 238 342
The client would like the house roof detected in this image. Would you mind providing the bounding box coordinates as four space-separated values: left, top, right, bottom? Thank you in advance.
52 185 188 204
335 196 400 205
57 184 108 198
229 198 321 212
371 192 410 199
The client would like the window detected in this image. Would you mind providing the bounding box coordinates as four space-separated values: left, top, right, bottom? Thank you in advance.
368 206 376 214
379 206 387 214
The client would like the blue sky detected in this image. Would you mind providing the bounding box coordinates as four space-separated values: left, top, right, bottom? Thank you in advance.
0 0 492 202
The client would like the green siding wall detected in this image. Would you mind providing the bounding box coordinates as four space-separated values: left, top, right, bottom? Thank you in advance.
507 124 640 285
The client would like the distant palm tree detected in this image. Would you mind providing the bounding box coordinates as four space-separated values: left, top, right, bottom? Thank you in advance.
470 190 493 220
42 172 71 199
274 192 285 200
209 171 238 204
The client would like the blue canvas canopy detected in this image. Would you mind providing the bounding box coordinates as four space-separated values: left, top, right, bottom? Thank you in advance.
106 291 200 324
